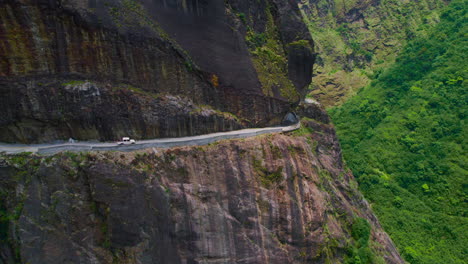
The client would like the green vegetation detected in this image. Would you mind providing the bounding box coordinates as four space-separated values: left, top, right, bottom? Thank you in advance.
344 217 384 264
299 0 447 107
62 80 86 86
108 0 165 35
0 191 23 242
245 5 300 101
237 12 247 24
0 153 39 262
252 156 283 187
315 223 340 262
329 1 467 263
190 104 244 123
100 218 111 249
288 39 312 50
0 195 22 262
269 143 282 160
291 120 315 137
113 83 162 99
315 168 378 263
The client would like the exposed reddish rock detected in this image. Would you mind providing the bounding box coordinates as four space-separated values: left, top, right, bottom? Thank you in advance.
0 120 403 263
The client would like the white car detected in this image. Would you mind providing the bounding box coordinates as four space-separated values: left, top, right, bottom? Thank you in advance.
117 137 136 145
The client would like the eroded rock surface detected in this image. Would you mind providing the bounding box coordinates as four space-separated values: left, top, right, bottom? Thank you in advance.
0 0 314 143
0 79 244 143
0 120 403 264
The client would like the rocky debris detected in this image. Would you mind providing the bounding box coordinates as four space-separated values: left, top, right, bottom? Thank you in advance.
0 117 403 264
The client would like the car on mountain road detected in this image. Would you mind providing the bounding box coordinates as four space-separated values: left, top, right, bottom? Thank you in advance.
117 137 136 145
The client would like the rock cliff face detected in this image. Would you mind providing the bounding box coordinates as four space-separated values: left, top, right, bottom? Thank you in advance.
0 79 244 143
0 1 405 263
0 0 314 143
0 114 403 264
299 0 447 107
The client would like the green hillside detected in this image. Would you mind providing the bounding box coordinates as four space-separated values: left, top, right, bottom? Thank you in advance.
329 1 467 263
300 0 447 107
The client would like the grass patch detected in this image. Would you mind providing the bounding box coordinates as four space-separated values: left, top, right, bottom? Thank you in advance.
252 156 283 187
291 122 314 137
245 5 299 101
62 80 86 86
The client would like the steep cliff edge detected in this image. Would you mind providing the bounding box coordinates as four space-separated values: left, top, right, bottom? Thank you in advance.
0 115 403 264
0 80 244 143
0 0 314 143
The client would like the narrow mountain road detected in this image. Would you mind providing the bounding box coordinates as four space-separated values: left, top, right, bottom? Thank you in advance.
0 122 300 155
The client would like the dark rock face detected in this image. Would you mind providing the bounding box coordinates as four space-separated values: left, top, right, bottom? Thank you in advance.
0 0 314 143
281 112 299 126
149 0 315 97
271 0 316 95
0 79 245 143
0 116 404 264
298 101 331 124
149 0 261 95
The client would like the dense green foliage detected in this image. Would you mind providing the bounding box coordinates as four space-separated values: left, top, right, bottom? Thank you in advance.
329 1 467 263
300 0 447 107
243 4 300 101
344 217 383 264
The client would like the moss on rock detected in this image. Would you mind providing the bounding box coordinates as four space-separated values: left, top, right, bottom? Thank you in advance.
246 5 300 102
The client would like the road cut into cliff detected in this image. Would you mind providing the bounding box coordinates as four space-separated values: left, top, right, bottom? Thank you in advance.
0 118 404 264
0 123 300 155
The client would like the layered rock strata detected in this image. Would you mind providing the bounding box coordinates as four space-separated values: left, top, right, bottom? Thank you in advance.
0 0 314 143
0 117 403 264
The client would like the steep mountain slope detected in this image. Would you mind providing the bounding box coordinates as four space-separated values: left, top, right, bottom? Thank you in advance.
0 1 408 264
299 0 448 107
0 0 314 143
0 113 403 264
329 1 467 263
